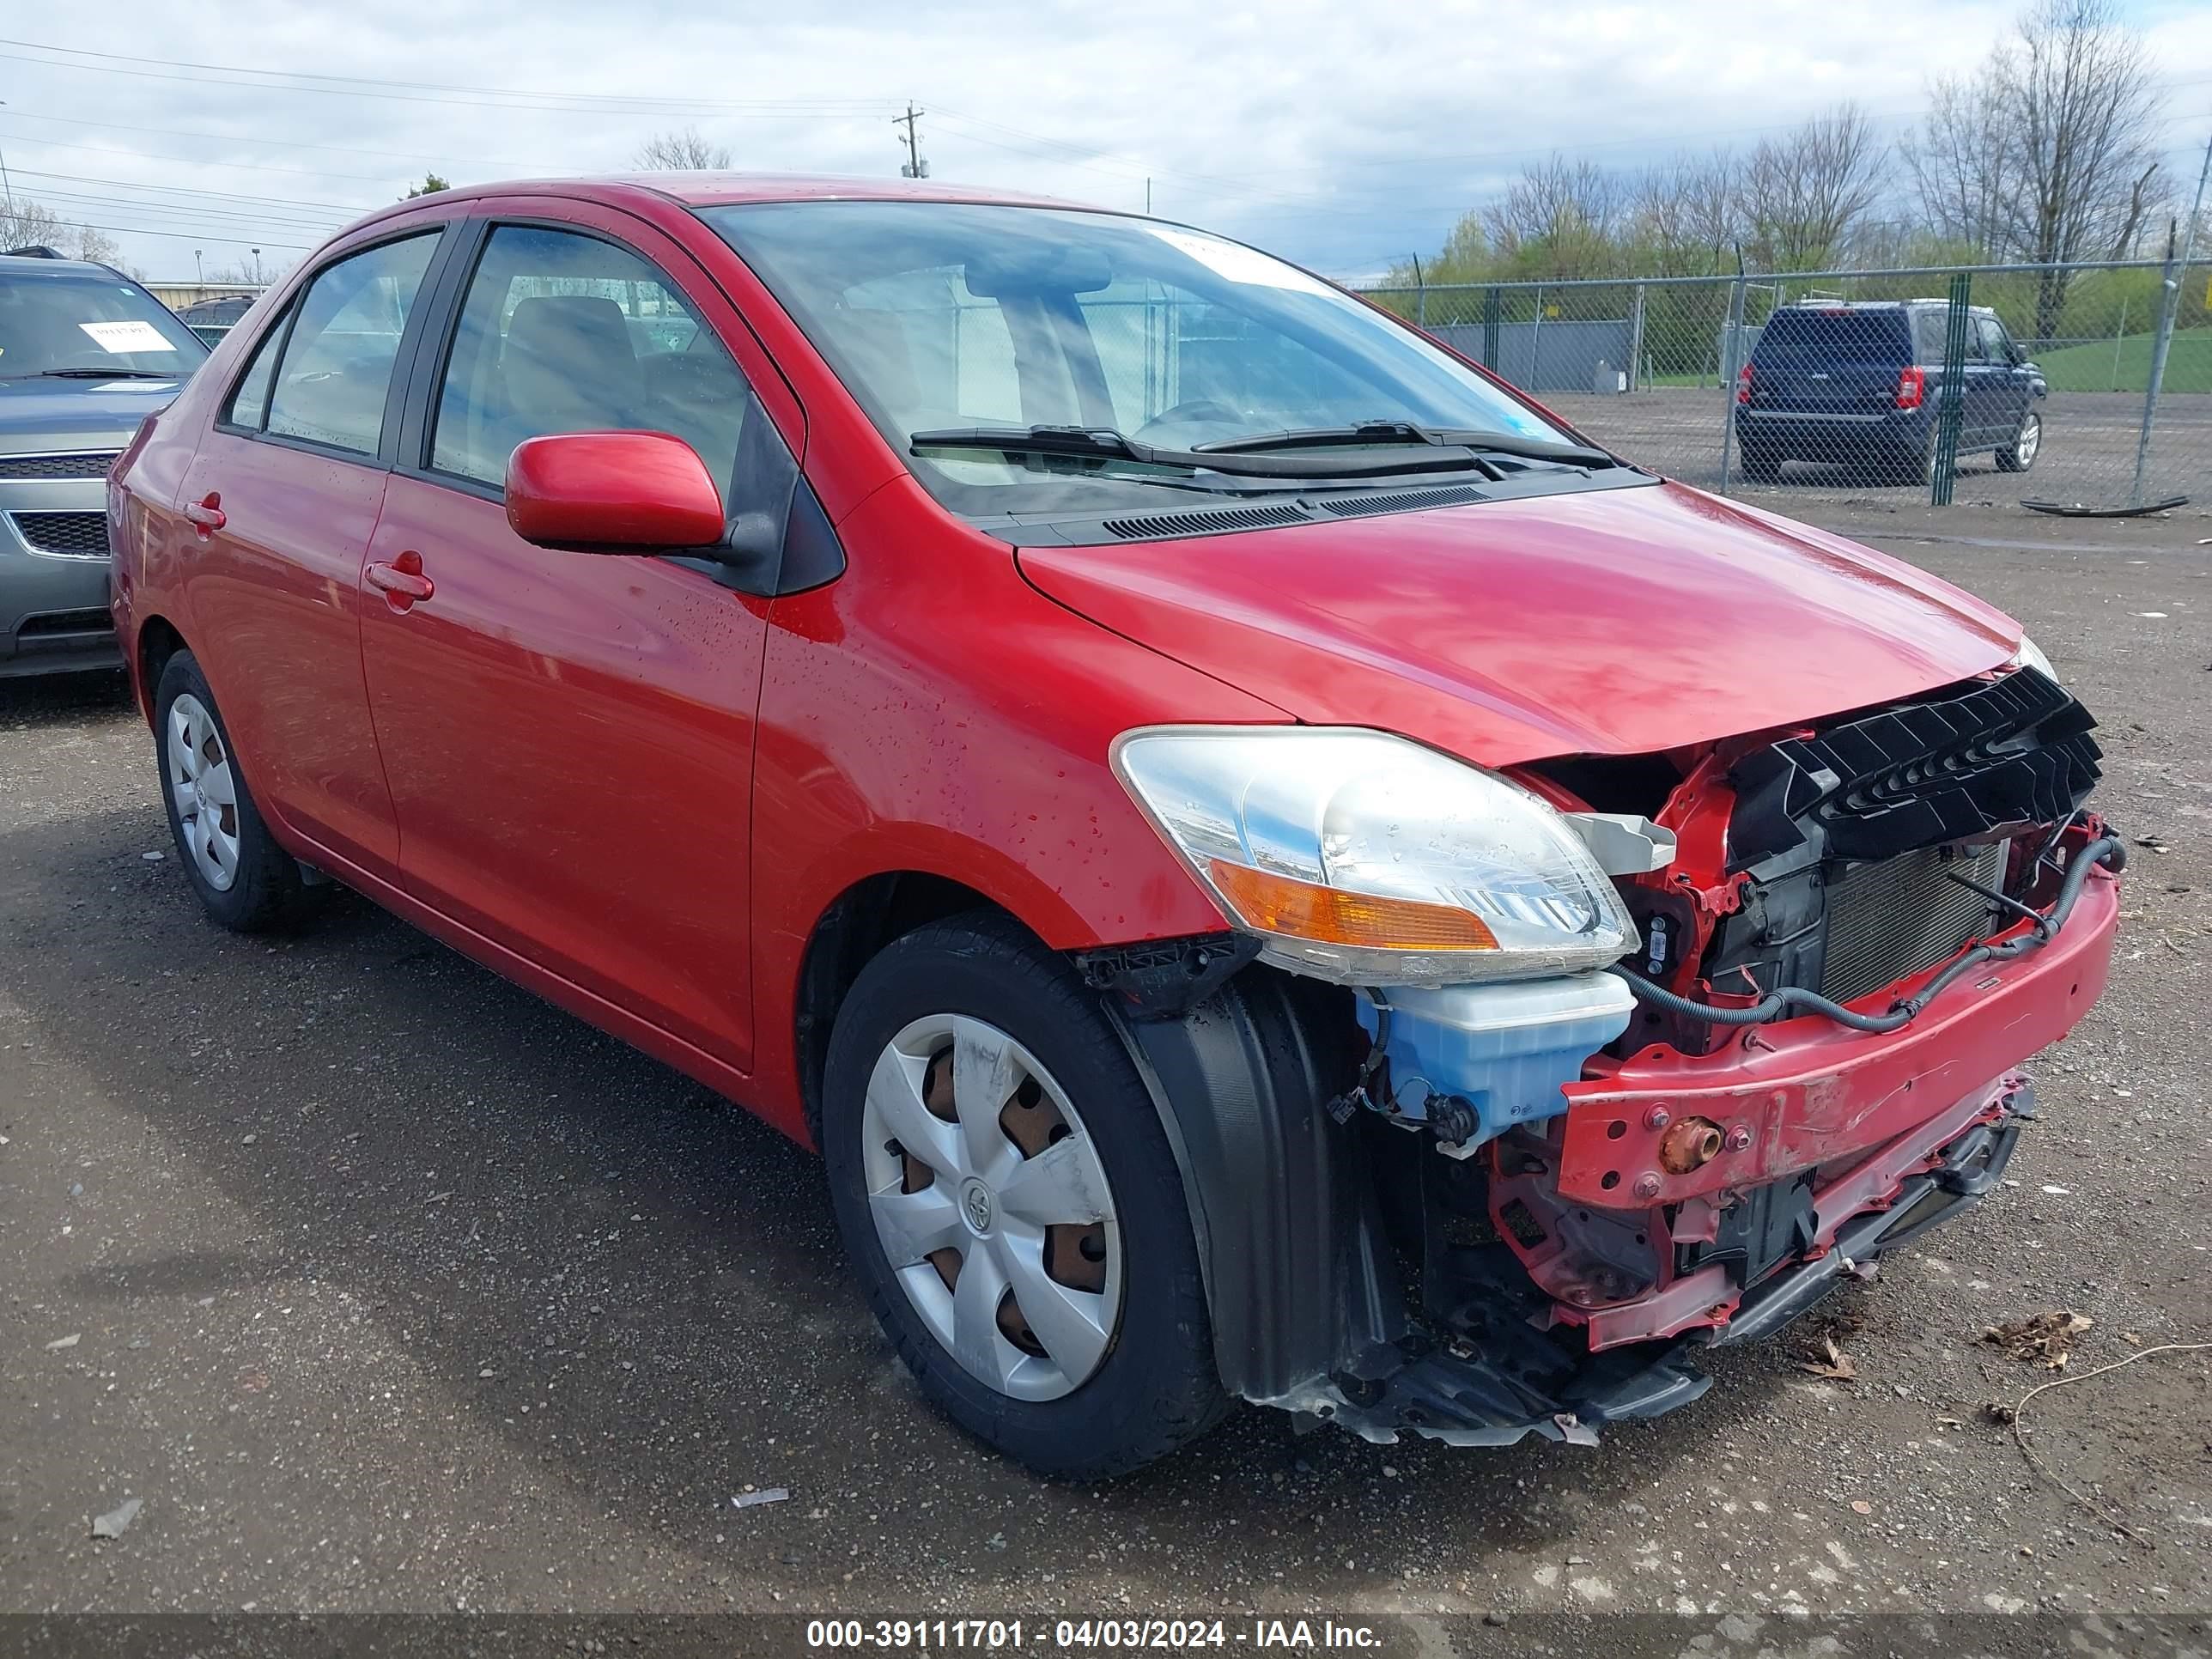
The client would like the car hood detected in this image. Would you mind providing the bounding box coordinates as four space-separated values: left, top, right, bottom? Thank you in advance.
0 378 184 451
1015 480 2021 765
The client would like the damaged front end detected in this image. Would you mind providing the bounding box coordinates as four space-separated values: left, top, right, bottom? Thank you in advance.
1091 666 2123 1447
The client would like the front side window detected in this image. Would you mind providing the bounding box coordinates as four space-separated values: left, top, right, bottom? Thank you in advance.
1976 314 2012 363
702 201 1585 520
429 225 750 489
0 269 207 380
264 233 440 455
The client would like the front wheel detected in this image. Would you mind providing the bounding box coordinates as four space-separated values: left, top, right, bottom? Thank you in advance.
1996 410 2042 473
821 915 1228 1477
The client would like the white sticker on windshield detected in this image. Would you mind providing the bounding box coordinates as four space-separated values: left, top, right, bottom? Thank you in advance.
77 319 176 354
1144 226 1337 298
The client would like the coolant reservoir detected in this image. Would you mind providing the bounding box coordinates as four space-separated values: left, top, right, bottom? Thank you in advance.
1355 973 1635 1152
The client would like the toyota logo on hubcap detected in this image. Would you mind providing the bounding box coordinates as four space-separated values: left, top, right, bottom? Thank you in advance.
959 1176 995 1235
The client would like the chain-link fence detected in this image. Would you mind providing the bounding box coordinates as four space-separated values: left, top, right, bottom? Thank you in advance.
1358 258 2210 511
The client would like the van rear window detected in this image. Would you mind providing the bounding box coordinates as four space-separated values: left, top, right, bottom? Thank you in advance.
1753 309 1911 367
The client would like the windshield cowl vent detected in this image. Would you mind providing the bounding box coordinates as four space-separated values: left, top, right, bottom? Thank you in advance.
1100 503 1313 541
1317 484 1486 519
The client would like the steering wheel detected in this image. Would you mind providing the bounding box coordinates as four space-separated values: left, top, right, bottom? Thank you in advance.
1133 398 1244 441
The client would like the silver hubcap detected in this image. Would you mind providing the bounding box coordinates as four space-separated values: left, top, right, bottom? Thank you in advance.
2016 414 2040 464
166 693 241 892
861 1015 1122 1401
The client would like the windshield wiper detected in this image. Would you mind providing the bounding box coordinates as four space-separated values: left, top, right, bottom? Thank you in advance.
9 368 180 381
910 424 1506 481
1195 422 1624 470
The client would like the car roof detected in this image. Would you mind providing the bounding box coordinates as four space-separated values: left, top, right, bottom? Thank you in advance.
364 172 1095 221
1776 299 1942 311
0 252 125 279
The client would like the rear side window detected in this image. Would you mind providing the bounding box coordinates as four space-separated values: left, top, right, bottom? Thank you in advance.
1753 309 1911 368
264 233 440 455
428 224 750 489
222 308 289 429
1911 309 1949 364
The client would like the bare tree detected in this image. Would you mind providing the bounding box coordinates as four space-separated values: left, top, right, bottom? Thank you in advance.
1481 154 1625 277
1904 0 2166 339
1631 150 1741 275
1 198 130 269
1901 68 2014 258
1738 103 1890 270
633 126 732 171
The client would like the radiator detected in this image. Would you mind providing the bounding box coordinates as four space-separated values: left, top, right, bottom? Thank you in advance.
1820 841 2008 1006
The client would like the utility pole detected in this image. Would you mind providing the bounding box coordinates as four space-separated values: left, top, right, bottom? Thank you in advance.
251 247 261 284
0 100 14 212
194 249 204 284
893 104 927 179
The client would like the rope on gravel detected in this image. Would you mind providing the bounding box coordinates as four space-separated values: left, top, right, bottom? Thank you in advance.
2000 1340 2212 1548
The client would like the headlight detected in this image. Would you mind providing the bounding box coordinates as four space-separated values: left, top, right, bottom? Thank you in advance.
1110 726 1637 987
2010 634 2057 681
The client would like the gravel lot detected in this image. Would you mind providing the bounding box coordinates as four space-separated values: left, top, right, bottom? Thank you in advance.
1540 386 2210 511
2 502 2207 1644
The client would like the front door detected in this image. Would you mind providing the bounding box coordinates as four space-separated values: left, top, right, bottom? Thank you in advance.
177 228 446 877
359 213 771 1072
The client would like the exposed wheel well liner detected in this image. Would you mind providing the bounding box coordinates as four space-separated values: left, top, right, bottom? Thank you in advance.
793 871 1023 1141
136 615 186 722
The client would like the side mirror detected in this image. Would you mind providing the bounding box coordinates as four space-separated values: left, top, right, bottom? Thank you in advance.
505 430 726 553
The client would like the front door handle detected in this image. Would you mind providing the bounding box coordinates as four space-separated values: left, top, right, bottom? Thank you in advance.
366 550 434 611
182 493 225 535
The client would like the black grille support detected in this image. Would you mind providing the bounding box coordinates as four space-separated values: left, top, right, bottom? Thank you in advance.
1727 666 2100 871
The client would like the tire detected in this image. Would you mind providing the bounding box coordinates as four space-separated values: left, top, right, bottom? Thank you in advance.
1996 410 2042 473
153 650 322 933
1892 430 1941 490
1735 441 1782 483
822 914 1229 1477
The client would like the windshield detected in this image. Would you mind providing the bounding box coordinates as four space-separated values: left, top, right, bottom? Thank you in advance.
0 267 208 380
701 201 1575 517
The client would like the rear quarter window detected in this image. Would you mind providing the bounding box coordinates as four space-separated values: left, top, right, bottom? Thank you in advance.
1753 309 1912 368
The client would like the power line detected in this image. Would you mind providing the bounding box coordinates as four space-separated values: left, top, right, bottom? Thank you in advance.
0 39 898 118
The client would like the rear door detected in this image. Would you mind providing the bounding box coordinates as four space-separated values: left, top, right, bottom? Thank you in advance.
1977 313 2029 438
358 202 787 1073
1959 312 2002 442
176 224 449 877
1747 308 1911 417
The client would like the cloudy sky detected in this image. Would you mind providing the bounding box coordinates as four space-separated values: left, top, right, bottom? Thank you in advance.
2 0 2209 283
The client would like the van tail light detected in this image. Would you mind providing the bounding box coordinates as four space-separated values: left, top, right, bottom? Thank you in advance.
1896 366 1925 410
1735 362 1753 405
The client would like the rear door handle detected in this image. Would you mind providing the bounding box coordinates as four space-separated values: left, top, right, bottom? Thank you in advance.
366 550 434 610
182 494 225 534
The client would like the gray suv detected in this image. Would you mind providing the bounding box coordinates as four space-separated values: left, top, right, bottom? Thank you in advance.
2 249 209 678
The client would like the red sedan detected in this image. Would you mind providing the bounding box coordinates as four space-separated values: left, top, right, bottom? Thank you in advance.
108 175 2121 1476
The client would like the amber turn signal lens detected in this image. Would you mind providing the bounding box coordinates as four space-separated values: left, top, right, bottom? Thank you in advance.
1206 860 1499 951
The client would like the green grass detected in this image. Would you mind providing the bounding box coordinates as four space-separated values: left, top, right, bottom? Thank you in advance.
2032 326 2212 394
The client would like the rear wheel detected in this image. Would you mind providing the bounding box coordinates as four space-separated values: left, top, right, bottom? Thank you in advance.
1735 441 1783 483
822 915 1228 1477
1996 410 2041 473
153 651 321 933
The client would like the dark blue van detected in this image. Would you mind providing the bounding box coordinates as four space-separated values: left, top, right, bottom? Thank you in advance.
1735 301 2046 485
